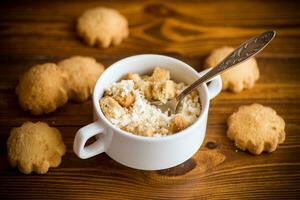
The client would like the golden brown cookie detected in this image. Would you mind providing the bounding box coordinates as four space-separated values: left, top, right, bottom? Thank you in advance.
142 82 153 100
114 92 135 108
58 56 104 102
16 63 69 115
7 122 66 174
123 73 142 87
152 80 176 103
204 46 259 93
99 96 126 119
123 124 155 137
227 104 285 155
169 114 189 133
77 7 129 48
147 67 170 82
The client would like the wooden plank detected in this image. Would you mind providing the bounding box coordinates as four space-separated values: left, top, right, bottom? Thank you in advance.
0 0 299 57
0 0 299 199
0 125 299 199
0 57 299 126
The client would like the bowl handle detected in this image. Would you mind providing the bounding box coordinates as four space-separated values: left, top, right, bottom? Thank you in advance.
73 121 106 159
198 68 222 100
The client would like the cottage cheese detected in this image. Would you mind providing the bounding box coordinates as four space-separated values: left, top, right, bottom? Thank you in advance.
100 67 201 137
105 80 134 97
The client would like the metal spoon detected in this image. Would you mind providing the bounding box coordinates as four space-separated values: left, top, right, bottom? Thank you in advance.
151 30 276 114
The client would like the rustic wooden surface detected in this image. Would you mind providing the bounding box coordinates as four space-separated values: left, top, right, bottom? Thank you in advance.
0 0 300 199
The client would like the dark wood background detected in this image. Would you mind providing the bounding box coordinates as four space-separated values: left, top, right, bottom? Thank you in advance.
0 0 300 199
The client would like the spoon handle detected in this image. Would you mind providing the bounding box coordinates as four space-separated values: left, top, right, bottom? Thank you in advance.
176 30 276 102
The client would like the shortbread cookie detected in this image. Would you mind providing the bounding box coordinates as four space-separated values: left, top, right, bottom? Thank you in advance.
123 73 154 100
141 81 153 100
114 92 135 108
123 73 142 85
204 46 259 93
152 80 176 103
104 79 135 107
100 96 126 119
7 122 66 174
169 114 189 133
16 63 69 115
227 104 285 155
123 123 155 137
77 7 129 48
147 67 170 82
58 56 104 102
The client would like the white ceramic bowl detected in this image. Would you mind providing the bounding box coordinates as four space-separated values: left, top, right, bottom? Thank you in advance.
73 54 222 170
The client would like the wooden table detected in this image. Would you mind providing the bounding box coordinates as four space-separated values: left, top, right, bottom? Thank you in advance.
0 0 299 199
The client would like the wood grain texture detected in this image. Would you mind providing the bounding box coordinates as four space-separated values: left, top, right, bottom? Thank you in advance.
0 0 300 199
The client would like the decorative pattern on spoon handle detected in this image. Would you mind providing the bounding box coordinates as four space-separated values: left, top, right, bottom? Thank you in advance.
215 31 275 73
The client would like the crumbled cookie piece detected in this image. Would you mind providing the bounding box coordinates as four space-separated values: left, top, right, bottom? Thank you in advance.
157 127 170 136
58 56 104 102
16 63 69 115
100 96 126 119
227 104 286 155
152 80 176 103
204 46 259 93
148 67 170 82
139 81 153 100
175 90 201 124
189 90 199 102
169 114 189 133
135 125 154 137
141 75 151 81
124 124 154 137
114 92 135 108
7 122 66 174
101 68 201 137
77 7 129 48
123 73 147 92
104 79 135 107
123 73 142 84
105 80 134 97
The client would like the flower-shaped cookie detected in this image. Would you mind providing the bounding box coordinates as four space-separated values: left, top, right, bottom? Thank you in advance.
58 56 104 102
7 122 66 174
227 104 285 155
77 7 129 48
204 46 259 93
16 63 69 115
